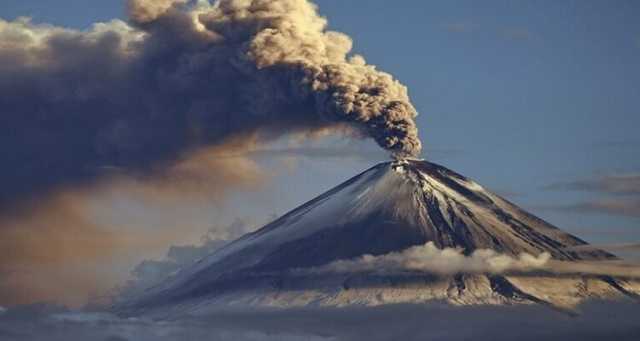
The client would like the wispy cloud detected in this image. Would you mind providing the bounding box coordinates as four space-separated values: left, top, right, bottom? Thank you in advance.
443 22 537 44
442 22 476 34
560 199 640 219
249 146 386 161
500 28 534 41
249 146 463 161
545 173 640 219
568 242 640 262
564 242 640 254
592 139 640 150
492 189 524 199
567 226 639 237
546 174 640 195
442 22 536 43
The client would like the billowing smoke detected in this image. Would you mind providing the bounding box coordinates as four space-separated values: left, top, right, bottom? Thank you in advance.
0 0 420 306
0 0 421 209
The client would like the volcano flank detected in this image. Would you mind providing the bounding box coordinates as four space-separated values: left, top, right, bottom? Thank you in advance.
119 160 640 316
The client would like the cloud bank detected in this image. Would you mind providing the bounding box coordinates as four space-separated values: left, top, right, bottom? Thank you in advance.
1 302 639 341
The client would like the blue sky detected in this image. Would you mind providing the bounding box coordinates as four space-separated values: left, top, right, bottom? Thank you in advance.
1 1 638 250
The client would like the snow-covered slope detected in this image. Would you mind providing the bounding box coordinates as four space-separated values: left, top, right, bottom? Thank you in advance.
117 160 639 316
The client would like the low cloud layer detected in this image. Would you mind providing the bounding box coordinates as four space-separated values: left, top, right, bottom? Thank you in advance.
307 242 551 275
305 242 640 278
0 302 639 341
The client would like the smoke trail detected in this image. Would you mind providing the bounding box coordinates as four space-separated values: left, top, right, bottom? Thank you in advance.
0 138 265 307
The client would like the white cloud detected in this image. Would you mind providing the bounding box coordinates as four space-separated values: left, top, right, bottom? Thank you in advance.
303 242 640 279
304 242 551 275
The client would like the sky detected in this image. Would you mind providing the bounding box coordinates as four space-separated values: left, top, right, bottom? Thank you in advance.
0 0 639 307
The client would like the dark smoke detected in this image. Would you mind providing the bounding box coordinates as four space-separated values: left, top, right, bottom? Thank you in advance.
0 0 421 209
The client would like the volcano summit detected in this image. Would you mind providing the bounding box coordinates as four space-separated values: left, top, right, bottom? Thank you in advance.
120 160 640 316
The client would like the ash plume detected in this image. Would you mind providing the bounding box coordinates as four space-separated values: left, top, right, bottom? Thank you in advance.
0 0 421 209
0 0 420 306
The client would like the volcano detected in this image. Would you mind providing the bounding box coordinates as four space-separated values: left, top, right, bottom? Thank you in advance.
119 159 640 316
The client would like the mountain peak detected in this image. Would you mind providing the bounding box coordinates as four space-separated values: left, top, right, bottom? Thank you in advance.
118 160 638 316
